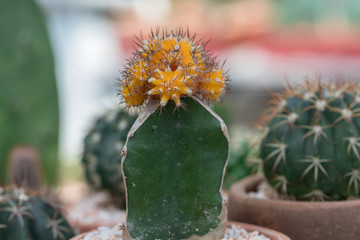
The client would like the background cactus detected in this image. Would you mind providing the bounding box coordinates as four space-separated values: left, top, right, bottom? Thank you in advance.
82 108 136 209
0 188 74 240
0 0 59 185
260 77 360 201
7 145 43 190
119 29 230 239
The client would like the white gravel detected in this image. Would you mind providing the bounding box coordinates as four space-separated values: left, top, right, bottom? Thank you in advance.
82 224 270 240
67 192 126 227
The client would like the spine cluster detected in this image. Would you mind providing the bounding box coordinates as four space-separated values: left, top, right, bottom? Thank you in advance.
119 28 229 108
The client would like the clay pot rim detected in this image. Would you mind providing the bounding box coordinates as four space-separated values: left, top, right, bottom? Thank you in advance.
231 174 360 207
71 221 290 240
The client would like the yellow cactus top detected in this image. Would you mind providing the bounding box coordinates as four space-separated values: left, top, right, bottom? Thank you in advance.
119 28 229 108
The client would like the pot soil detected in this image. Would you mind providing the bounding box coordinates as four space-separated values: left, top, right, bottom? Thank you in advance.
228 175 360 240
70 221 290 240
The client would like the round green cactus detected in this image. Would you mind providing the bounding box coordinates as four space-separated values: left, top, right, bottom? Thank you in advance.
0 188 74 240
260 78 360 201
82 108 136 208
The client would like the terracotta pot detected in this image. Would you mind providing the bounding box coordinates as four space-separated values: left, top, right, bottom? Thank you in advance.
71 221 290 240
228 175 360 240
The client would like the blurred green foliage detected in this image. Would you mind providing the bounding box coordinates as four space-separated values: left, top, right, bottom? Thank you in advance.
0 0 59 185
212 102 261 189
223 128 261 189
273 0 360 25
224 141 253 189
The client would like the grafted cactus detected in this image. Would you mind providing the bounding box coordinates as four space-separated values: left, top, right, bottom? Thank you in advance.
82 108 136 208
0 188 74 240
119 28 230 240
260 77 360 201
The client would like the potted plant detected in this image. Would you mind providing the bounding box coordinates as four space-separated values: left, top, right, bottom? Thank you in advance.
71 28 291 240
228 77 360 240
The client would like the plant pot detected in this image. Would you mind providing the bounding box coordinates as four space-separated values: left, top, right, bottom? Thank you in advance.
70 221 291 240
228 175 360 240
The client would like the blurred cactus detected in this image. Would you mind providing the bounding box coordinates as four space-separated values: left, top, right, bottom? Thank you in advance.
0 0 59 185
7 145 43 190
0 188 74 240
119 29 230 240
260 77 360 201
0 144 74 239
82 108 136 209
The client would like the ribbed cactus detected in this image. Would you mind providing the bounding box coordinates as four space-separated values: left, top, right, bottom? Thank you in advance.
119 28 230 240
260 78 360 201
82 108 136 208
0 188 74 240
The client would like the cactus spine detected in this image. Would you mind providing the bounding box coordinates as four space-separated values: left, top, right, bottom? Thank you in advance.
119 28 230 240
82 108 136 208
260 77 360 201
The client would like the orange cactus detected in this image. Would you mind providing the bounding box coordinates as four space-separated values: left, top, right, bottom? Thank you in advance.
119 28 229 108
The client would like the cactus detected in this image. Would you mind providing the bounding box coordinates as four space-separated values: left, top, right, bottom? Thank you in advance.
7 145 43 190
82 108 136 208
0 0 59 185
0 145 74 239
260 77 360 201
0 187 75 240
119 28 230 240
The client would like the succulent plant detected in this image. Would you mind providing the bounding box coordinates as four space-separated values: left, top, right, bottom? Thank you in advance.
82 108 136 208
260 77 360 201
7 145 43 190
118 28 230 240
0 187 74 240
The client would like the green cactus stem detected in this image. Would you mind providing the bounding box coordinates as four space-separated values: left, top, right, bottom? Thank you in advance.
121 97 229 240
82 108 136 208
260 78 360 201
